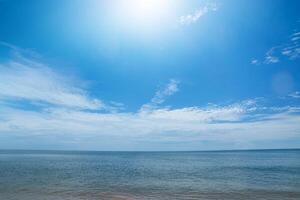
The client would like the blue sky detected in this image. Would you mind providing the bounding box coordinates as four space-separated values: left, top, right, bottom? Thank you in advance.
0 0 300 150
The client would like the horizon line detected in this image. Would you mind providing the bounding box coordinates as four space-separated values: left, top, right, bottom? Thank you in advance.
1 148 299 154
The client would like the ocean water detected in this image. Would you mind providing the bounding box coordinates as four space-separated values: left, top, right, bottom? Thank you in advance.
0 150 299 200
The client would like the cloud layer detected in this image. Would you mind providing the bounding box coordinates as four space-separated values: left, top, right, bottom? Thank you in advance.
0 56 300 150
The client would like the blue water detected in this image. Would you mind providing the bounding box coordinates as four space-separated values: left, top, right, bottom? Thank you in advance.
0 150 300 200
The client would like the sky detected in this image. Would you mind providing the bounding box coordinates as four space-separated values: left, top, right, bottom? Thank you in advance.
0 0 300 151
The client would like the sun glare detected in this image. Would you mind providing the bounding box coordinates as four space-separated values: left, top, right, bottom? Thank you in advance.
114 0 174 32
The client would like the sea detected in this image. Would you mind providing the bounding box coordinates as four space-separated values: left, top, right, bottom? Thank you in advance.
0 149 299 200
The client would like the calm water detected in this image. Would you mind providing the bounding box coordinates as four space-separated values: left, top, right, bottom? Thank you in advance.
0 150 299 200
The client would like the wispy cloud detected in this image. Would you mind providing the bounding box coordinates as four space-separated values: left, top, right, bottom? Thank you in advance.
264 47 280 64
289 91 300 99
281 31 300 60
252 29 300 65
179 3 218 25
251 59 259 65
140 79 179 111
0 58 104 110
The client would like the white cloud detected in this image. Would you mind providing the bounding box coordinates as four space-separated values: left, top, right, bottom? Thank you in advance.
265 56 279 64
0 59 104 110
151 79 179 104
277 31 300 60
1 98 299 149
251 59 259 65
280 31 300 60
179 3 218 25
263 47 280 64
0 51 300 150
253 30 300 65
140 79 179 111
289 91 300 99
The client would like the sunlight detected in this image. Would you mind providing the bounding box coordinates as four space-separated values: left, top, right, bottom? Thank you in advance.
114 0 174 32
